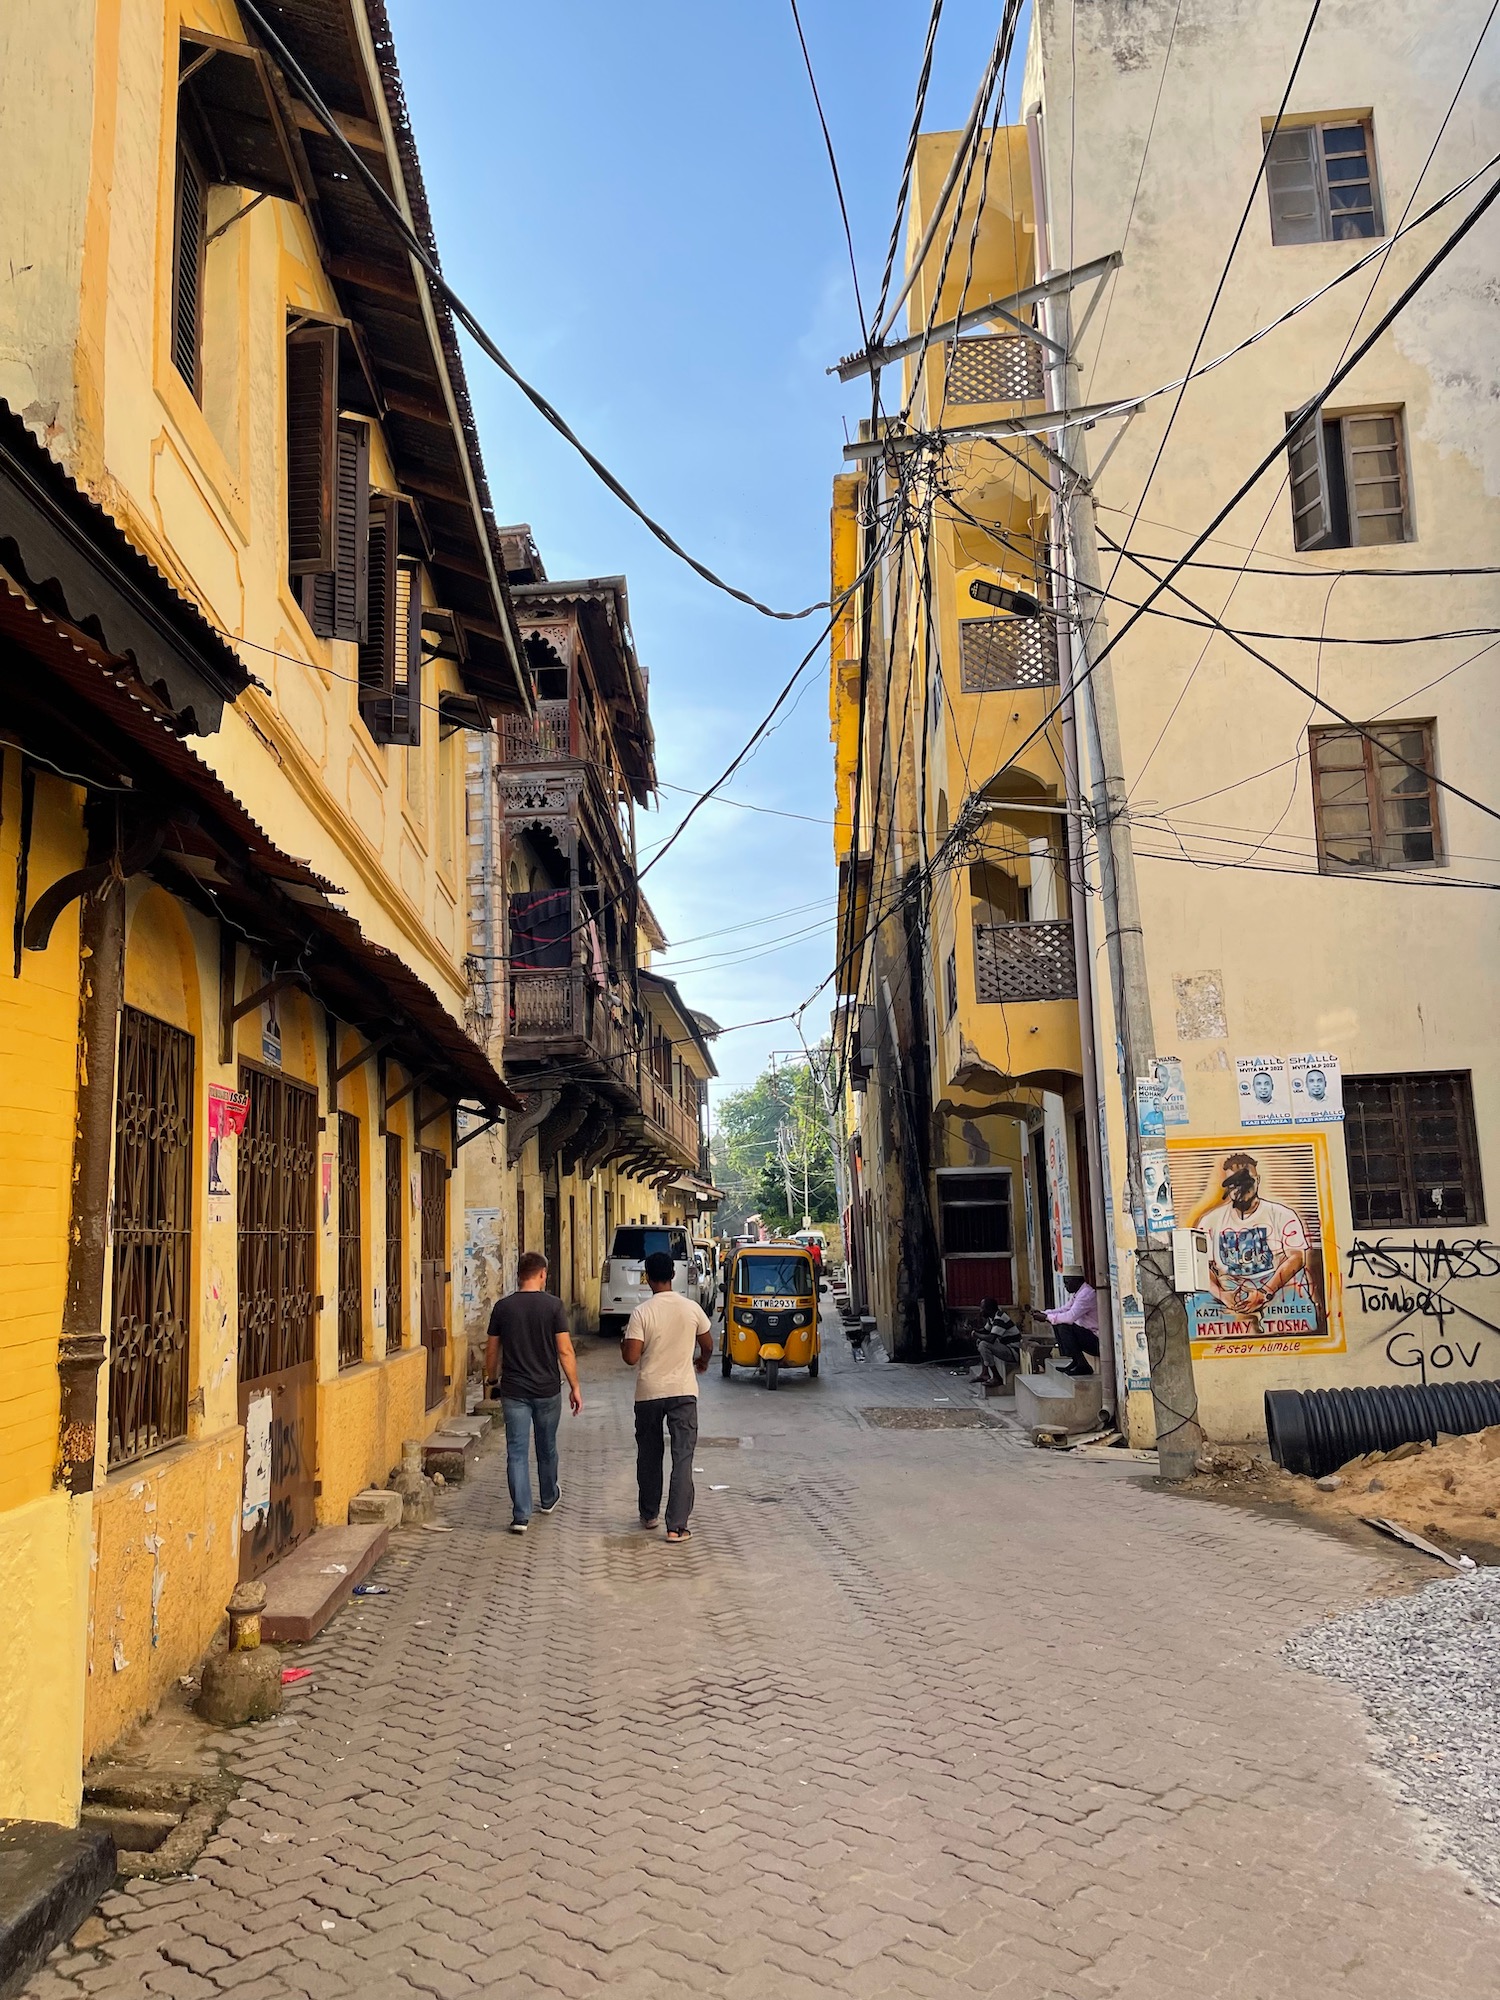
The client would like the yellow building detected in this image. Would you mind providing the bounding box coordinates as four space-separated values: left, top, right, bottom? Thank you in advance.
831 132 1091 1362
0 0 528 1823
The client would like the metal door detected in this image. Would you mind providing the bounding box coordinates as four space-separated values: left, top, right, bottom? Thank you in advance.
420 1148 449 1408
237 1066 318 1578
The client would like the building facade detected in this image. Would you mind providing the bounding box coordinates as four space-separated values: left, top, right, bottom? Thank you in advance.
835 5 1500 1441
0 0 528 1822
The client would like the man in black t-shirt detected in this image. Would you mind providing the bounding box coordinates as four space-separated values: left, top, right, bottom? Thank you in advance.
484 1251 583 1534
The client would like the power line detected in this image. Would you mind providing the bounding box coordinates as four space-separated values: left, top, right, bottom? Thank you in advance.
239 0 834 625
872 0 946 332
788 0 865 336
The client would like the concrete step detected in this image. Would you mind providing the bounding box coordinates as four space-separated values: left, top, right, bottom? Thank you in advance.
0 1821 116 1996
443 1413 493 1439
1016 1368 1104 1435
259 1524 390 1645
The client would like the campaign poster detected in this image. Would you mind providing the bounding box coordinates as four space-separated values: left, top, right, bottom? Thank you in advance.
1236 1054 1291 1127
1289 1052 1344 1124
206 1085 249 1219
1136 1078 1166 1140
1166 1134 1344 1358
1151 1056 1189 1126
1141 1147 1175 1237
1042 1094 1075 1286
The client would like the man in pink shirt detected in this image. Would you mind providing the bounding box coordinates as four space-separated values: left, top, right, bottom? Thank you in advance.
1039 1267 1100 1377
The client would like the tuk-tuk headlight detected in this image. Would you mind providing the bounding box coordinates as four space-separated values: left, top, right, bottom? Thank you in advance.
736 1313 756 1331
791 1312 807 1326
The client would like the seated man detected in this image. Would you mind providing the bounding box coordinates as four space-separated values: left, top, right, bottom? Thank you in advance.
1038 1266 1100 1376
974 1297 1022 1387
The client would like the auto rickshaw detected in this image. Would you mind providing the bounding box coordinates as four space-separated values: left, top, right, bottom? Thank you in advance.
720 1243 820 1390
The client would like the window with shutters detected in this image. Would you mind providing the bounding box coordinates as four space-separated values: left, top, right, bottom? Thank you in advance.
299 419 370 642
286 323 338 576
171 141 208 397
1288 406 1410 550
1266 119 1382 244
1344 1073 1483 1228
1309 721 1440 871
358 499 424 747
944 948 958 1021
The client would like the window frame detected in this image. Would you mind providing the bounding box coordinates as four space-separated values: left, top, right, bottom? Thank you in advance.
1343 1071 1484 1228
1265 116 1384 245
171 137 209 400
1309 719 1442 873
1287 404 1412 551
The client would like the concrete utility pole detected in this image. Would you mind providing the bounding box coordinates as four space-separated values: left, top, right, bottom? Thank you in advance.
1028 138 1204 1479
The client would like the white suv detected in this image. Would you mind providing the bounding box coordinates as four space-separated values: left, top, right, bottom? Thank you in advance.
599 1225 694 1336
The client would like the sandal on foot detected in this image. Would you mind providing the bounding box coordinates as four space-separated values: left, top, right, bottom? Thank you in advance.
640 1516 660 1530
665 1528 692 1543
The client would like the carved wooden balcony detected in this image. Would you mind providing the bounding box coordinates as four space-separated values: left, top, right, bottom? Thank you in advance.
505 965 634 1080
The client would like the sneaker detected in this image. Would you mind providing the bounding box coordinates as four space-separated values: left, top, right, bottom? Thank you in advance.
509 1520 529 1534
539 1490 562 1514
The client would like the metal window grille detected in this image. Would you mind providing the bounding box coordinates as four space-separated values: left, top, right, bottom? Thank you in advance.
337 1111 363 1369
973 920 1077 1003
385 1132 404 1354
946 335 1045 404
238 1069 317 1384
109 1009 194 1468
420 1149 449 1409
1344 1072 1484 1228
958 616 1059 693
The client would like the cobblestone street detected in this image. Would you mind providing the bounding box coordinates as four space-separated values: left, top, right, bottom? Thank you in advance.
30 1320 1499 2000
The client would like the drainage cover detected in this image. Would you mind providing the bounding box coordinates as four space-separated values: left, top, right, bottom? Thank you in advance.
861 1407 1001 1430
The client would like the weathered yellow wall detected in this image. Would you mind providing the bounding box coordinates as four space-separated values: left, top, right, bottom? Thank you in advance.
0 770 86 1511
0 1492 91 1824
85 1429 242 1762
315 1347 427 1526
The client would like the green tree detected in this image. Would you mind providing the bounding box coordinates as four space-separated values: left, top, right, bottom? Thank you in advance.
713 1056 836 1233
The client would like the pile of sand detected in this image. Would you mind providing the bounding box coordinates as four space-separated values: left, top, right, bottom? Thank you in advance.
1191 1427 1500 1562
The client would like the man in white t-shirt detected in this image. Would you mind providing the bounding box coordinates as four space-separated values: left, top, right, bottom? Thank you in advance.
1199 1152 1311 1332
621 1251 714 1541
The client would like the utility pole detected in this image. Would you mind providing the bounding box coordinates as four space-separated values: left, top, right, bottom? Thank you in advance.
1028 135 1204 1480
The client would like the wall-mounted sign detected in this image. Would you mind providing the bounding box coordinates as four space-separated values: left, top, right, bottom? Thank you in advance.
1236 1054 1291 1127
1289 1052 1344 1123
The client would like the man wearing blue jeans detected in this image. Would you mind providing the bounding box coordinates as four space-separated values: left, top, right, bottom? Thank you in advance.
485 1251 582 1534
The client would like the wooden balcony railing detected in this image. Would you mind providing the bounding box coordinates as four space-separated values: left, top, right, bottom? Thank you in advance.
642 1074 699 1160
501 699 571 763
974 921 1077 1004
507 967 633 1071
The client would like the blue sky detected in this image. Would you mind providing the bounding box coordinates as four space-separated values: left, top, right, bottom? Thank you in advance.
388 0 1020 1095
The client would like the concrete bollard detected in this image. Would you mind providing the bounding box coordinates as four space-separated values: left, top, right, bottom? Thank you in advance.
389 1437 435 1524
196 1582 282 1727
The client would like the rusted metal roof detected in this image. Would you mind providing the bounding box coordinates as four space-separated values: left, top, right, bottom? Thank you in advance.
0 564 518 1113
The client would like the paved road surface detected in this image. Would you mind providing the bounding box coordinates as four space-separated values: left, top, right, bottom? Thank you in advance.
30 1312 1497 1998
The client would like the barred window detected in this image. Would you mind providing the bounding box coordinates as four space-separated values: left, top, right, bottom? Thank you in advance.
338 1111 363 1369
385 1131 404 1354
110 1010 194 1467
1344 1072 1483 1228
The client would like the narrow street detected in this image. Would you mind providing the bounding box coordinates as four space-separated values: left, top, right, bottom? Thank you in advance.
28 1315 1498 2000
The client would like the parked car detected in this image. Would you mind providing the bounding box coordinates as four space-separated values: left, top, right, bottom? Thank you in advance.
599 1224 694 1336
792 1229 828 1288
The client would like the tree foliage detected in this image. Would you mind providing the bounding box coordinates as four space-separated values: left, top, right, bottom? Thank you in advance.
712 1056 837 1233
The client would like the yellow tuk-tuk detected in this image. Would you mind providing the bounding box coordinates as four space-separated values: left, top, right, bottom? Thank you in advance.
721 1243 820 1390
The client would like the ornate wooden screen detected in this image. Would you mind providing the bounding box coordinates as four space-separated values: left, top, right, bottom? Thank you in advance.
385 1131 404 1354
958 615 1060 692
420 1148 448 1408
946 333 1045 404
337 1111 362 1368
237 1069 317 1384
109 1008 194 1467
973 920 1078 1003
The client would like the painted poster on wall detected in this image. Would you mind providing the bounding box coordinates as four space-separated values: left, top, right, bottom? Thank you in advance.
1236 1055 1291 1126
242 1392 272 1532
1166 1133 1344 1358
1042 1093 1075 1289
1289 1052 1344 1123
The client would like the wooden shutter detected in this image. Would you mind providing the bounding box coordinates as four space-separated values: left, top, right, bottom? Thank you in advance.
300 420 370 641
1265 127 1321 244
358 492 400 735
286 323 338 574
1287 407 1336 551
172 142 207 397
388 562 425 747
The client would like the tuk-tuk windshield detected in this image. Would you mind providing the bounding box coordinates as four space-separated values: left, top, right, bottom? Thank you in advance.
736 1253 814 1298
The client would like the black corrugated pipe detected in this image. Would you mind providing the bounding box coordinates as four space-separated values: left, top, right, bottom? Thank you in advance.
1265 1381 1500 1479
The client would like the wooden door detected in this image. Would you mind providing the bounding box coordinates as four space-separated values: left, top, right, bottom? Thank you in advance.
420 1148 449 1408
237 1067 318 1579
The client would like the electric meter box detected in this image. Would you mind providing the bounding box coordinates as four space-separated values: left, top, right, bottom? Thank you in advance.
1171 1227 1212 1295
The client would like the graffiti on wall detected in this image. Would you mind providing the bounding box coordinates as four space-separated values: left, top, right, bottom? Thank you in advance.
1346 1237 1500 1384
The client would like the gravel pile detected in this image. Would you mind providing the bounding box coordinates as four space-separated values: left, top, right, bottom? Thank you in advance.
1288 1570 1500 1902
